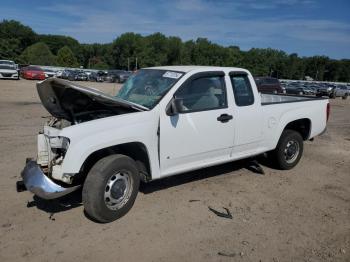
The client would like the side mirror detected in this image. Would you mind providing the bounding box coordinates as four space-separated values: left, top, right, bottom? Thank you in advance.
166 98 183 116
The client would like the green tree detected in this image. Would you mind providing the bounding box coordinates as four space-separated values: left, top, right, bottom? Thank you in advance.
111 32 145 69
167 36 182 65
38 34 84 64
56 46 79 67
1 20 350 82
0 19 37 60
0 20 37 50
0 38 21 60
19 42 56 65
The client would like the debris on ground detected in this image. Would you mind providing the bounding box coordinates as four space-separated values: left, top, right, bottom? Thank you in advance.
49 213 56 221
208 207 233 219
218 251 236 257
2 222 12 228
245 160 265 175
189 199 200 202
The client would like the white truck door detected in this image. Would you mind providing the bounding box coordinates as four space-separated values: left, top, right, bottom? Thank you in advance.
159 72 235 176
228 72 263 155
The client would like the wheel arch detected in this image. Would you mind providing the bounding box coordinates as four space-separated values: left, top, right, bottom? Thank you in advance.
281 118 311 141
77 142 152 183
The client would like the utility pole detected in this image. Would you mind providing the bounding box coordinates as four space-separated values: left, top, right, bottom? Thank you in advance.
127 58 130 71
135 57 138 71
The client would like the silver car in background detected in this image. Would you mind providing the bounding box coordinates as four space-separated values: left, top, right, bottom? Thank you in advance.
332 85 349 99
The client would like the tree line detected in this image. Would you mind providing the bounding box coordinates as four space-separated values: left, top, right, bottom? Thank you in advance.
1 19 349 82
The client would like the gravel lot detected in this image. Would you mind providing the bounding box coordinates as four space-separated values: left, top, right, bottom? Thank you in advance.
0 79 349 262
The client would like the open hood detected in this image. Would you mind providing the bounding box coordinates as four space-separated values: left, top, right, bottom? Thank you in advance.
37 78 148 123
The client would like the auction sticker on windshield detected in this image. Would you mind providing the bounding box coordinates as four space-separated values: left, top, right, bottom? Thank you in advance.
163 71 183 79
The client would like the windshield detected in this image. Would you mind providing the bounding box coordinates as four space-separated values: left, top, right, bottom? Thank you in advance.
116 69 184 109
0 65 15 70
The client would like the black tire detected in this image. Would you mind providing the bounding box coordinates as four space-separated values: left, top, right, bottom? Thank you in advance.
83 154 140 223
342 93 348 100
329 93 335 99
270 129 304 170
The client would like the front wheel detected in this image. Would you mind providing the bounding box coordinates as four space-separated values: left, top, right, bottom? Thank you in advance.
83 154 140 223
342 93 348 100
270 130 304 170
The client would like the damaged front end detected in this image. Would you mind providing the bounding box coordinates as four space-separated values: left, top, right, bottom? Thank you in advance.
17 78 147 199
18 118 80 199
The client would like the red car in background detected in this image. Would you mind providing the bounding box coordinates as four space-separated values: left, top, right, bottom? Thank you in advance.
20 66 46 80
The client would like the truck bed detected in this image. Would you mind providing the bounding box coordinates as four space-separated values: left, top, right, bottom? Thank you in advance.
261 93 327 105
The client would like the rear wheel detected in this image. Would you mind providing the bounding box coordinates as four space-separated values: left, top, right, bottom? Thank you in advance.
83 154 140 223
270 130 304 170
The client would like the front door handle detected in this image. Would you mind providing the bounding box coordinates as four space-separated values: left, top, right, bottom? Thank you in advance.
217 114 233 123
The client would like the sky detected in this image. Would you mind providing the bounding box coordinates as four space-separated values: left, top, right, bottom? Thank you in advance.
1 0 350 59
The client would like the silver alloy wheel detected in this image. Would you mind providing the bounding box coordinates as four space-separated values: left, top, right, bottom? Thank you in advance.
104 171 132 210
284 140 300 164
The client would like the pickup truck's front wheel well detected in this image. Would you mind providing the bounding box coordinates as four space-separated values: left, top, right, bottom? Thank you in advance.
78 142 151 183
283 118 311 140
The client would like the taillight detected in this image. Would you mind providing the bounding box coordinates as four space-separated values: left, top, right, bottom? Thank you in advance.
326 103 330 122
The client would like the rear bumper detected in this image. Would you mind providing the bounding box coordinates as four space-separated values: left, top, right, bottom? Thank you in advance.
18 160 80 200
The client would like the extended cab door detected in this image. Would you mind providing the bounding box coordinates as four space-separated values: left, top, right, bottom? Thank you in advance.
159 71 235 176
229 72 263 156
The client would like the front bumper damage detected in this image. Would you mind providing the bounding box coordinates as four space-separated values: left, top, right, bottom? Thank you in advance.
17 160 80 200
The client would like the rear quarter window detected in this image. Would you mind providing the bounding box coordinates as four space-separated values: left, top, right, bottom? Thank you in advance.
230 74 255 107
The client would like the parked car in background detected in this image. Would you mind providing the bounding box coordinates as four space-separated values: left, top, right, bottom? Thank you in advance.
117 71 132 83
88 71 105 82
20 66 46 80
67 70 78 81
43 68 56 78
75 71 88 81
56 70 63 78
105 70 131 83
331 85 349 99
285 85 305 95
302 86 317 96
254 77 283 94
0 60 19 80
316 85 335 98
60 69 74 79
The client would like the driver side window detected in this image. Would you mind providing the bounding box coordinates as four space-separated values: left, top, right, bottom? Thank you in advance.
174 75 227 113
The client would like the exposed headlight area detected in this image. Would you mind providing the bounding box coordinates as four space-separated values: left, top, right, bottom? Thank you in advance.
37 134 70 167
37 124 71 182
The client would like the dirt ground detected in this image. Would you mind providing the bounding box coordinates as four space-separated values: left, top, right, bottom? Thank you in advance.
0 79 349 262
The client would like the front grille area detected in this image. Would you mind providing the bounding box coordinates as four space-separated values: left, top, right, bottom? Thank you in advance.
2 73 13 77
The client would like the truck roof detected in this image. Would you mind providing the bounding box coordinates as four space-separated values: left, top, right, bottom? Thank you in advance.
147 65 247 73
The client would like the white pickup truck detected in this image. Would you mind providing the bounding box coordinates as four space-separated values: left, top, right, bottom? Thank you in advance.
18 66 329 222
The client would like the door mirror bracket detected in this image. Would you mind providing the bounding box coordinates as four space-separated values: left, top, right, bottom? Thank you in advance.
166 98 183 116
